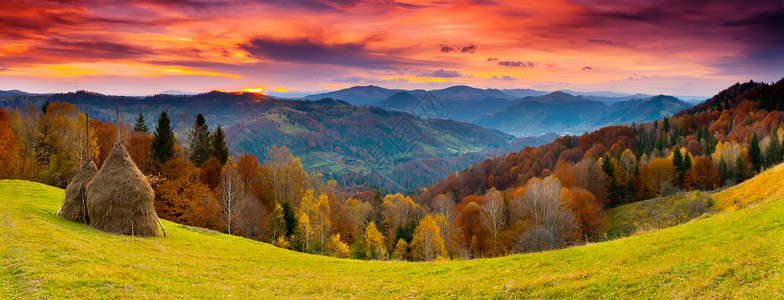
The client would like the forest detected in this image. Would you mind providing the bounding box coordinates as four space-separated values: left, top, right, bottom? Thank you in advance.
1 78 782 261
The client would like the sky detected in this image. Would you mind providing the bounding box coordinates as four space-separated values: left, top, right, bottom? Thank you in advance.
1 0 783 97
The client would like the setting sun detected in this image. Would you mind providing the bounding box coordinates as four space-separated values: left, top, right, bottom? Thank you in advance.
241 87 264 93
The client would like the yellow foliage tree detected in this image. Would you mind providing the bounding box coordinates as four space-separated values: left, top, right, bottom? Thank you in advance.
392 239 409 260
297 212 311 251
363 222 387 260
315 192 331 247
327 233 350 258
410 214 448 261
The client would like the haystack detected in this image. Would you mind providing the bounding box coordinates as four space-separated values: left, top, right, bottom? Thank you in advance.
59 161 98 223
86 143 159 237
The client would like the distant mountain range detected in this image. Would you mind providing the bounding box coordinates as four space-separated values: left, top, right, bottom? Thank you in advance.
0 90 52 97
472 93 691 136
304 86 695 137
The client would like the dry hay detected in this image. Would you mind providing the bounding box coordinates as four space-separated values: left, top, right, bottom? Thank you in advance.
60 161 98 223
86 143 159 237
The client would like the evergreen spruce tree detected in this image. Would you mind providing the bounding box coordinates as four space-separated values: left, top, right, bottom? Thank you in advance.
151 111 176 164
748 132 762 171
662 117 669 133
601 154 620 206
210 125 229 165
766 125 780 166
671 148 685 185
718 158 729 185
133 112 149 133
188 113 211 166
735 156 745 182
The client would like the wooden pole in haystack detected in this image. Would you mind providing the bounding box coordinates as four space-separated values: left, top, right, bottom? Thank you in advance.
81 112 90 223
85 112 90 164
114 103 167 237
116 103 121 146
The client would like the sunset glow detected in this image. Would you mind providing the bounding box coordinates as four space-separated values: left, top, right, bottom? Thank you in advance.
1 0 782 96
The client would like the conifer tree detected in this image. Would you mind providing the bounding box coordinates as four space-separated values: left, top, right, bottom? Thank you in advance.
188 113 211 166
133 112 149 133
766 125 780 166
671 148 685 186
749 132 761 171
735 156 745 182
210 125 229 165
151 111 175 164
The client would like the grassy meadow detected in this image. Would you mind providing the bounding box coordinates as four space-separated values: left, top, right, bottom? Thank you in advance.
2 177 784 299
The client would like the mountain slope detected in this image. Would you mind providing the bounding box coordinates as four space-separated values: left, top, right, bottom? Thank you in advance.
598 95 689 126
223 100 514 190
303 85 404 105
472 92 691 136
3 178 783 298
472 92 607 135
370 91 512 122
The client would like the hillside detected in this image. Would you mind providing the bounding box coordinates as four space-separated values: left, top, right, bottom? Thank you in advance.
604 163 784 239
2 179 784 298
224 101 513 190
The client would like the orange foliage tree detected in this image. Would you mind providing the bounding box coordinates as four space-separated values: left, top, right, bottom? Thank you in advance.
154 158 220 229
0 108 20 178
638 157 676 199
685 156 721 190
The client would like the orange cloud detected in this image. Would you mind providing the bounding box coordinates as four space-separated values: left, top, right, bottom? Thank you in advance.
0 0 782 96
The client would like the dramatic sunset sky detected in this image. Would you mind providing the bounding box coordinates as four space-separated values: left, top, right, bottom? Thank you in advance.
1 0 783 96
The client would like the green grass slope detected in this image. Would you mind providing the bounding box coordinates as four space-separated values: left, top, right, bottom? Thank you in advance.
2 179 784 298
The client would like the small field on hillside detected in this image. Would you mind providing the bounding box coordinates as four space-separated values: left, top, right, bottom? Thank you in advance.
1 179 784 299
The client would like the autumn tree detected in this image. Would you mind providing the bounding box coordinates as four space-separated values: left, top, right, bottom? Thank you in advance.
315 192 331 247
480 188 505 254
7 105 39 180
454 196 490 259
92 120 116 168
410 214 448 261
392 239 409 260
296 189 316 251
267 145 306 205
219 161 242 234
0 109 20 178
151 111 176 165
617 149 637 203
154 158 220 229
268 201 286 241
199 157 222 190
639 157 676 198
126 133 152 174
34 102 96 187
515 177 576 253
685 156 721 190
327 233 350 258
561 188 605 237
363 221 387 259
431 193 457 254
344 198 372 238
